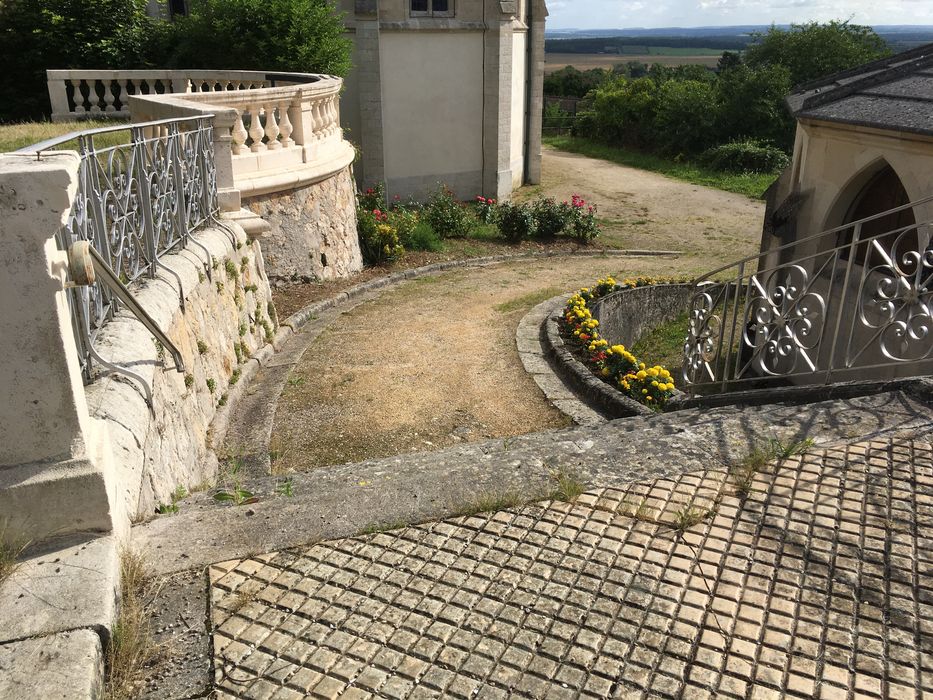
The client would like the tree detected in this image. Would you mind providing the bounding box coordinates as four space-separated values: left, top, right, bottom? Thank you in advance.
0 0 156 121
169 0 352 76
745 20 891 87
716 63 794 149
653 79 718 155
585 76 659 149
543 65 610 98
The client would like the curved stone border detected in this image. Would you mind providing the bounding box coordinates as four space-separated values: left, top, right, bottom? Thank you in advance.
517 296 606 427
542 307 656 419
218 248 681 476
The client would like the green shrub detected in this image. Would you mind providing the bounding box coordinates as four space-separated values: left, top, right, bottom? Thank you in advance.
425 186 475 239
654 79 719 156
0 0 157 122
403 221 444 252
700 140 791 174
168 0 351 76
531 198 573 238
566 195 601 243
388 208 418 247
357 209 403 265
496 202 537 243
358 183 386 212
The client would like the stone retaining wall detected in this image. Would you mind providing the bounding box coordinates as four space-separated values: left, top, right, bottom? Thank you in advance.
590 284 692 347
84 220 276 520
244 166 362 281
543 284 693 419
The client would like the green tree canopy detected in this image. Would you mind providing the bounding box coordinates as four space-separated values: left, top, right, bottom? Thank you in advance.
543 65 610 98
169 0 352 76
0 0 155 121
745 20 891 87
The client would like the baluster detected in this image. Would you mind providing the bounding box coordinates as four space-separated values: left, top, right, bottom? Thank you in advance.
279 100 294 148
71 79 86 115
88 80 102 114
231 110 248 155
312 100 323 141
248 104 267 152
264 103 281 149
102 81 116 113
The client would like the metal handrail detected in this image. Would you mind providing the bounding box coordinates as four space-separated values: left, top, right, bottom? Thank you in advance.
682 200 933 395
24 114 220 396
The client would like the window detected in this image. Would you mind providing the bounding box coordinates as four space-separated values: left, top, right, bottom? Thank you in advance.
411 0 452 17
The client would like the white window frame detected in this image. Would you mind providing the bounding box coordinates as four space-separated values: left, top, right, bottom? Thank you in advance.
410 0 454 18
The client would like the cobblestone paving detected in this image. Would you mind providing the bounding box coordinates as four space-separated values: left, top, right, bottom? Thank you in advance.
209 437 933 699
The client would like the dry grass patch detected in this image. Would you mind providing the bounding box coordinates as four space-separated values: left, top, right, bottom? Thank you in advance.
0 523 29 589
105 549 160 700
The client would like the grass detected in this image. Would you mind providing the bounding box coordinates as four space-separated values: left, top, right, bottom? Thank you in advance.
543 135 778 200
730 437 814 497
630 311 690 373
0 118 131 153
360 519 409 536
494 286 564 314
672 505 713 532
105 549 158 700
0 523 29 589
549 468 586 503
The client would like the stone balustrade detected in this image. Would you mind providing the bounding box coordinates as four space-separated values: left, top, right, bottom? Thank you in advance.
46 68 361 281
46 69 315 122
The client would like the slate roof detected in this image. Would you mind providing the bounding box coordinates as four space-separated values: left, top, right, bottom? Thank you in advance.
787 43 933 137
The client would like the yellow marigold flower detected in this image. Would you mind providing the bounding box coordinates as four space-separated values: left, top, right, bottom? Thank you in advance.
636 370 647 380
646 396 653 401
642 389 648 394
639 363 646 370
601 368 609 377
651 381 658 387
622 382 630 390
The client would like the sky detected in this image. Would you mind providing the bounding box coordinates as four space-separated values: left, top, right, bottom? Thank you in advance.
545 0 933 30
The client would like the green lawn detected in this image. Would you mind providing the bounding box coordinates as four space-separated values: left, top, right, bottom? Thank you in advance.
631 311 690 373
543 135 778 200
0 119 131 153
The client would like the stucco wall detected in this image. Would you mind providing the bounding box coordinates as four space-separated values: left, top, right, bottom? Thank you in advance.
510 28 528 189
787 120 933 255
244 165 362 281
83 221 277 519
379 30 485 200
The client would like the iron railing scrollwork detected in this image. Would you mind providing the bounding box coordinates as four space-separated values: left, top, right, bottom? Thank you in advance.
23 116 219 385
683 197 933 394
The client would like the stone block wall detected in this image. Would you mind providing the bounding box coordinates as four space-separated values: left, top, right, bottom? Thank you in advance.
244 166 362 281
84 220 276 520
591 284 693 349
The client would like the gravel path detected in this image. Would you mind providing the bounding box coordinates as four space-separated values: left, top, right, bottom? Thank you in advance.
270 150 765 471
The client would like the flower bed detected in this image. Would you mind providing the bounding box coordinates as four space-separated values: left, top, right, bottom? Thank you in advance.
561 276 686 410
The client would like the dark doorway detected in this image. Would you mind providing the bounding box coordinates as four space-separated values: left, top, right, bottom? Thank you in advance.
838 164 916 265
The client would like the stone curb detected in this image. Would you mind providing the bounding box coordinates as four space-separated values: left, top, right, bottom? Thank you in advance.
542 307 656 419
516 295 606 428
280 248 681 334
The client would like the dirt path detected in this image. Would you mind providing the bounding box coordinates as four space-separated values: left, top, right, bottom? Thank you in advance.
521 147 766 276
270 150 765 471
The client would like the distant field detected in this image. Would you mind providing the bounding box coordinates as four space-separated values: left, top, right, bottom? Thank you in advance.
545 52 721 73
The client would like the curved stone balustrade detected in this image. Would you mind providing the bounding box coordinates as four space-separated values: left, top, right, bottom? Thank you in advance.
46 69 321 122
46 68 361 281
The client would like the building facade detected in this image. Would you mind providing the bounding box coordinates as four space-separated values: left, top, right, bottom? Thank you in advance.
339 0 547 201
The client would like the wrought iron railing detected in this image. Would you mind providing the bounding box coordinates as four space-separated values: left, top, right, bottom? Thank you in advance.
683 197 933 394
19 116 219 386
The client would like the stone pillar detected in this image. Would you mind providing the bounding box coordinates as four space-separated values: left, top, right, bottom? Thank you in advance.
483 1 515 201
352 0 387 191
524 0 548 185
0 154 122 544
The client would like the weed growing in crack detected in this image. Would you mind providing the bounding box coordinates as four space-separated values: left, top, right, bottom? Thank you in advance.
218 393 229 408
622 497 654 522
672 505 712 532
206 378 216 394
459 491 527 516
276 477 295 498
0 522 28 589
155 486 188 515
549 467 585 503
229 369 241 386
214 458 256 506
197 340 208 355
105 549 158 700
360 520 408 536
730 436 814 497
